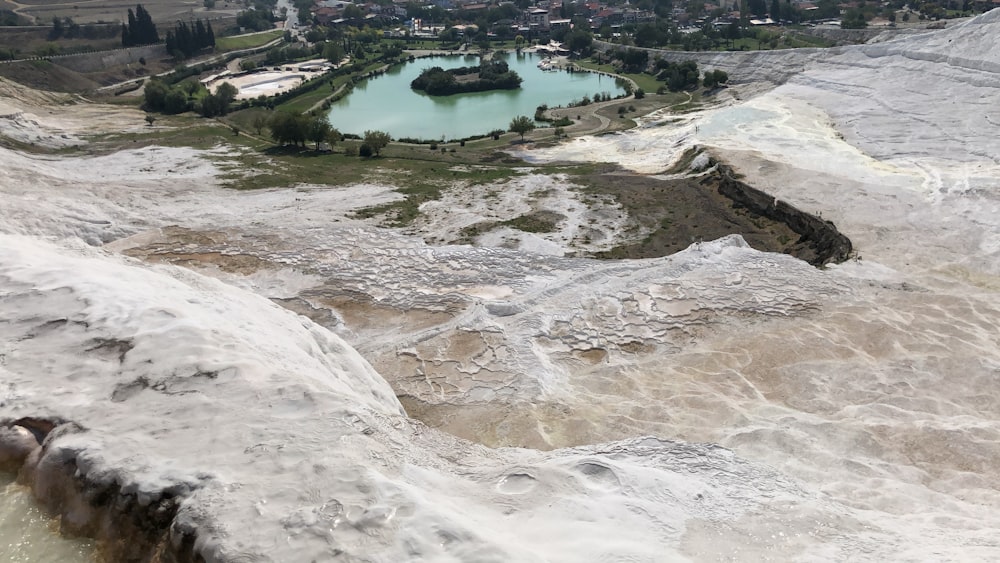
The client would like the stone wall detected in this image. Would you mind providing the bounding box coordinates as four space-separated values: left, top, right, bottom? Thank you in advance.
50 44 168 74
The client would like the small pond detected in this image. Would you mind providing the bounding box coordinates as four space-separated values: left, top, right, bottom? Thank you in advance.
326 51 627 140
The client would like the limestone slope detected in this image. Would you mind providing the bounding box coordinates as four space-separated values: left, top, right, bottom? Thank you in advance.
0 236 884 562
1 9 999 562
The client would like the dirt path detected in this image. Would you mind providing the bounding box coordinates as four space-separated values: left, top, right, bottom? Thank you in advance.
94 35 284 95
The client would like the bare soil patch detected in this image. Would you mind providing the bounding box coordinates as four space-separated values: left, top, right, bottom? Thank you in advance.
0 60 100 92
580 166 803 260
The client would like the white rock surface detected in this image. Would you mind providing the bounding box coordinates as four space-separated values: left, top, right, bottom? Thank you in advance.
2 9 1000 562
0 236 886 562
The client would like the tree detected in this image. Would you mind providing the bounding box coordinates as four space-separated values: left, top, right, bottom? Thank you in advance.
323 42 345 65
307 118 332 150
325 127 342 149
343 4 364 21
269 111 309 146
620 49 648 73
509 115 535 141
215 82 237 106
145 114 156 126
143 79 169 110
163 88 189 114
726 20 742 46
49 16 64 40
362 130 391 156
122 4 159 47
634 23 659 47
252 115 267 136
703 69 729 88
841 8 867 28
565 29 593 54
166 19 215 59
236 8 275 32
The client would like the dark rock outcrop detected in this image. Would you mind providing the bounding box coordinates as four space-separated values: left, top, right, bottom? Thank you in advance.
714 165 852 266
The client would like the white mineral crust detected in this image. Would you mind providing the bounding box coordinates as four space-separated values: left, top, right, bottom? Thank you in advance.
2 9 1000 562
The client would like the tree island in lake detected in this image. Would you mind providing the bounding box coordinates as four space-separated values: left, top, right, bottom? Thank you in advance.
410 60 522 96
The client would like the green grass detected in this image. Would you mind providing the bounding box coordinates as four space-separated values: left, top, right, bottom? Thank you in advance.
783 33 836 48
403 40 447 50
573 60 661 94
351 161 523 226
276 77 344 114
215 30 284 52
274 56 408 114
132 116 543 225
499 210 562 233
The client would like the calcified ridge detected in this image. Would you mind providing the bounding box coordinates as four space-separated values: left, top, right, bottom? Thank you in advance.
2 10 1000 562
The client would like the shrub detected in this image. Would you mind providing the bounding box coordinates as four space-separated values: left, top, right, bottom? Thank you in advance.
634 88 645 99
359 144 373 157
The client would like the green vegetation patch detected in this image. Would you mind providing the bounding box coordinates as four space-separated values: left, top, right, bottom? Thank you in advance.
215 30 284 53
410 59 522 95
353 164 522 227
499 210 563 233
574 60 660 94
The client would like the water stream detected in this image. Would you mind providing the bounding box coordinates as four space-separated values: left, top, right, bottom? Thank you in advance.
0 473 95 562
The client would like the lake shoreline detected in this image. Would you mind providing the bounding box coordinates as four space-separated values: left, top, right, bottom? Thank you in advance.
326 51 629 141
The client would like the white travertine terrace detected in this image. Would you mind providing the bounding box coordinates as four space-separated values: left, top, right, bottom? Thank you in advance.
2 9 1000 562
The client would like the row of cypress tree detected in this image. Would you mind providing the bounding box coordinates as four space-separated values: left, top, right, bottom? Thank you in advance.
165 19 216 59
121 4 158 47
119 4 215 59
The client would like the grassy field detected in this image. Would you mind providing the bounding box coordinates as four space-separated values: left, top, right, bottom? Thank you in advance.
573 60 661 93
782 33 836 48
119 112 561 226
215 30 284 53
275 56 410 114
275 76 344 114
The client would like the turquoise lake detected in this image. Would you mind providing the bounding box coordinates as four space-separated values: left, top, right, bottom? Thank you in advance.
326 52 627 140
